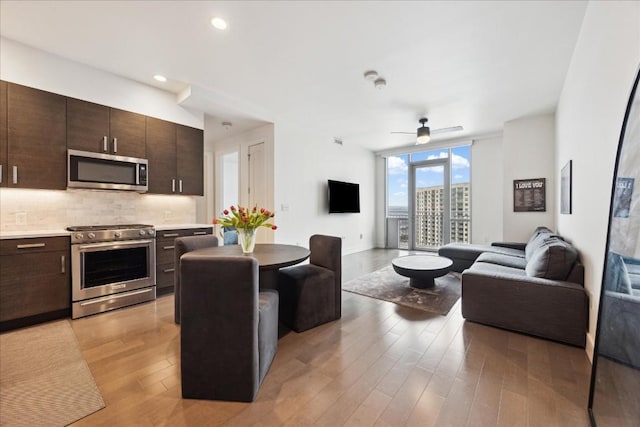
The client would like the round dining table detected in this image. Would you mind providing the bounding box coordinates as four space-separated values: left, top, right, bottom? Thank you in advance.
187 243 310 289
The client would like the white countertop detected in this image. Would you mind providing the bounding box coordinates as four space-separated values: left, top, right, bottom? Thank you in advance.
0 230 71 240
154 224 213 231
0 224 213 239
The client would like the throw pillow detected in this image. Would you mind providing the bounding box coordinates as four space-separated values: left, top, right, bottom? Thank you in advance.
525 237 578 280
525 227 554 261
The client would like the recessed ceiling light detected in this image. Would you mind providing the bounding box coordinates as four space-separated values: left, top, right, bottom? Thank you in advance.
211 17 227 30
153 74 167 82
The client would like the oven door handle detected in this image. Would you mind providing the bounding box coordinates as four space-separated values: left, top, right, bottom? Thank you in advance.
75 239 155 251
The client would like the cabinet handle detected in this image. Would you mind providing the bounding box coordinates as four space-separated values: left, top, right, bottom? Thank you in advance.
113 137 118 153
103 136 108 152
172 179 176 193
17 243 46 249
163 268 175 273
12 166 17 184
163 233 179 238
163 245 175 250
0 164 2 183
179 179 183 193
61 255 65 273
193 231 207 235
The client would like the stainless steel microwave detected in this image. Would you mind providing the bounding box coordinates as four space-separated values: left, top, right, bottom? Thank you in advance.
68 149 148 192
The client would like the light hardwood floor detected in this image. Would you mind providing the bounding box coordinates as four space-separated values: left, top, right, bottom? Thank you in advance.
69 248 592 426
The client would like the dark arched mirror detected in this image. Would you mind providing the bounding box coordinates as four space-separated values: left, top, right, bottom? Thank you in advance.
588 66 640 425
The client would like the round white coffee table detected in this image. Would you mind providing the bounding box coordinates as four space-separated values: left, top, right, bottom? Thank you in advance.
391 255 453 289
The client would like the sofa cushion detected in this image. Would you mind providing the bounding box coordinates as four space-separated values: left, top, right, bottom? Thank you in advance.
525 227 554 261
476 252 528 270
525 237 578 280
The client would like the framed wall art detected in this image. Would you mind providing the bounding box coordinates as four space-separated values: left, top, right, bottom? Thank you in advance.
513 178 546 212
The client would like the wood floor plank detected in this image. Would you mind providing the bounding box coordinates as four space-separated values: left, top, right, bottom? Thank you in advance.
496 388 528 427
405 388 445 427
343 389 392 426
376 365 432 426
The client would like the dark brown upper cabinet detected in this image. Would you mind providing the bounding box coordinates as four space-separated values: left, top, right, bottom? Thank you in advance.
146 117 177 194
146 118 203 196
177 125 204 196
6 82 66 190
67 98 146 159
0 81 7 187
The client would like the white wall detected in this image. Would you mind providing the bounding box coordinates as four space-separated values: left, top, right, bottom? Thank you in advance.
0 37 203 128
274 124 376 255
502 114 556 241
471 135 504 244
556 0 640 358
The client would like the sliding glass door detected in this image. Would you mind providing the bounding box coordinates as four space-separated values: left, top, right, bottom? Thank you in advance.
409 159 450 250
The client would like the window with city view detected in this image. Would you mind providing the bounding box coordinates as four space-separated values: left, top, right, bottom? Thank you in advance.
386 145 471 249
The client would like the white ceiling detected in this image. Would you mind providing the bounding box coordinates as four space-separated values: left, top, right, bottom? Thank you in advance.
0 0 587 151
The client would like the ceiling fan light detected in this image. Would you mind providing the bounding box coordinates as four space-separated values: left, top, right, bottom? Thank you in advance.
416 126 431 144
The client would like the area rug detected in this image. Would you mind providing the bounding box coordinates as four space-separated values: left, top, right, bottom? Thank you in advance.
0 320 105 426
343 266 461 315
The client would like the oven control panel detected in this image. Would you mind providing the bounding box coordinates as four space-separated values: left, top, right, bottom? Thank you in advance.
68 225 155 244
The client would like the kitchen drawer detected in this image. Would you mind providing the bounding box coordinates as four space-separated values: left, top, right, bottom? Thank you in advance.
157 227 212 240
156 241 177 265
156 262 175 289
0 236 69 255
153 227 213 295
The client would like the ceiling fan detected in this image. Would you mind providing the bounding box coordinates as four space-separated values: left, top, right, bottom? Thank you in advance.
391 118 463 144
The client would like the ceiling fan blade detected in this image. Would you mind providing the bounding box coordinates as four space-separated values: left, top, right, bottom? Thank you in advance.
431 126 464 135
390 131 415 135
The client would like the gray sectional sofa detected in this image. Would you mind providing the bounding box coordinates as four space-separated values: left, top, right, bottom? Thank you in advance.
438 227 588 347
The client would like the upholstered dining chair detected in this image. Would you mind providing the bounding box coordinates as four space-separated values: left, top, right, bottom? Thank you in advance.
180 254 279 402
278 234 342 332
174 234 218 324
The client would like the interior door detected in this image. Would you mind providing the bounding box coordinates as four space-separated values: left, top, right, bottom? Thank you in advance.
248 142 268 242
409 159 450 250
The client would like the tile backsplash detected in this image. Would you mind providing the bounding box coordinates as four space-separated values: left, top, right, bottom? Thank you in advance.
0 188 198 232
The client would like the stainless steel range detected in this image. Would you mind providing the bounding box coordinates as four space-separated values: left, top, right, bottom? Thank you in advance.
67 224 156 319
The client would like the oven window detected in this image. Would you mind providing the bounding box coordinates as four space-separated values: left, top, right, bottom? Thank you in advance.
83 247 148 287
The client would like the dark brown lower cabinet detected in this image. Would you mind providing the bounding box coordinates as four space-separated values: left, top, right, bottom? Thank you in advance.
155 227 213 295
0 236 70 331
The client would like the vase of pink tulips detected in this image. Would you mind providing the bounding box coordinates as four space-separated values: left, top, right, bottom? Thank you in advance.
213 205 277 253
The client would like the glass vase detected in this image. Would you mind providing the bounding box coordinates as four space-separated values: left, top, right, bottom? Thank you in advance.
237 228 256 254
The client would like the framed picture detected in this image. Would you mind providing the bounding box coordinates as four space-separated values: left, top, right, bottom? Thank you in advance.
513 178 546 212
561 160 572 214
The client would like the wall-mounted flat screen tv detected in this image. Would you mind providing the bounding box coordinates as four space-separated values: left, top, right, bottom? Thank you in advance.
328 180 360 213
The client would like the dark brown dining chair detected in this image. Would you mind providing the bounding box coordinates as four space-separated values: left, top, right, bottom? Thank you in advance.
174 234 218 324
278 234 342 332
180 254 279 402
